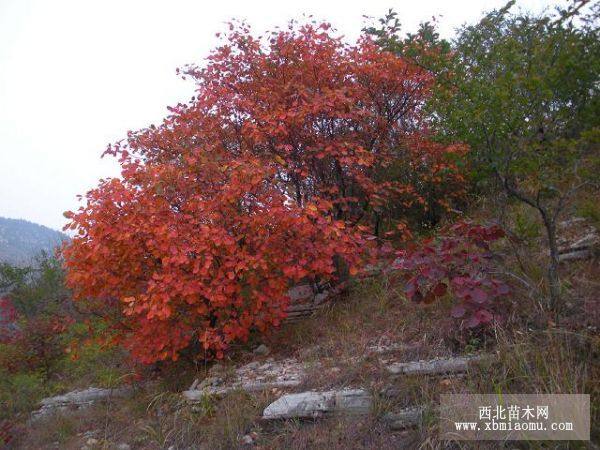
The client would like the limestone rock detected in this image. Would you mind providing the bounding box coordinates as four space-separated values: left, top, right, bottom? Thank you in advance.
253 344 270 356
382 407 423 430
184 358 304 401
559 249 592 262
262 389 372 420
386 354 488 376
32 387 131 420
557 218 599 262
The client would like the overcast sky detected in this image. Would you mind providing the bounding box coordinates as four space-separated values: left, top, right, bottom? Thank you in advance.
0 0 566 231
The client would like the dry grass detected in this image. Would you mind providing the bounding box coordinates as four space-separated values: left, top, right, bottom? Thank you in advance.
259 416 418 450
13 297 598 449
10 201 600 449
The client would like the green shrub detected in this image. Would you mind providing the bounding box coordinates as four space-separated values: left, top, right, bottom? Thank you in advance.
0 371 48 420
513 208 541 241
576 197 600 229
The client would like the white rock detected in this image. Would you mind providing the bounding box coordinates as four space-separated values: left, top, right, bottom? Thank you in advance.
243 361 261 370
559 249 592 262
253 344 270 356
383 407 423 430
240 434 254 445
32 387 131 420
262 389 372 420
386 355 488 376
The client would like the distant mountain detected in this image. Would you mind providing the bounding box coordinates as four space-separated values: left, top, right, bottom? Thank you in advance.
0 217 68 266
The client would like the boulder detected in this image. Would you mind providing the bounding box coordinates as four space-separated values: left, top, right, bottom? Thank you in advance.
253 344 270 356
386 354 488 376
184 358 304 400
382 407 423 430
262 389 372 420
32 387 131 420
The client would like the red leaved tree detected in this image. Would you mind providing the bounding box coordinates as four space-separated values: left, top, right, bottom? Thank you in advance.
62 22 465 363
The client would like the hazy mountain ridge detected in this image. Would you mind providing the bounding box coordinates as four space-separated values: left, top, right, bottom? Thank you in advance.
0 217 68 265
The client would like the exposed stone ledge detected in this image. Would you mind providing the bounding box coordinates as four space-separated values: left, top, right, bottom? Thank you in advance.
32 387 132 420
385 354 490 376
262 389 424 430
262 389 372 420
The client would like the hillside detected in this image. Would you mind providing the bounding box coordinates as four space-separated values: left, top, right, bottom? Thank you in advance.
0 217 67 265
0 3 598 448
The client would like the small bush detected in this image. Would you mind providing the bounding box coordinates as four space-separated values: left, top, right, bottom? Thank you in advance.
393 221 510 329
62 21 467 364
576 197 600 229
0 371 48 420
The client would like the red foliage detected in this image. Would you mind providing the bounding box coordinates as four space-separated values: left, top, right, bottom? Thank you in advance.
0 419 14 446
394 221 509 329
0 297 19 343
62 22 466 363
0 315 70 373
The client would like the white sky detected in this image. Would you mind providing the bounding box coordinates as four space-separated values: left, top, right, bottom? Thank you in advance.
0 0 565 231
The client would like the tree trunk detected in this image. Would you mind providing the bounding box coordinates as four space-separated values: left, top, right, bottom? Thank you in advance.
540 211 561 314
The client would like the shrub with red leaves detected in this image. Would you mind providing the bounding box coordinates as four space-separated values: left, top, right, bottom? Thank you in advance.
393 221 510 329
0 297 19 343
62 22 466 363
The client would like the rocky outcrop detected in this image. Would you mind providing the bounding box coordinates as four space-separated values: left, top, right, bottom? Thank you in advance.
183 358 305 401
382 408 424 430
262 389 372 420
385 354 489 376
31 387 131 420
183 342 421 402
184 349 489 431
284 282 347 322
557 218 598 263
261 389 424 430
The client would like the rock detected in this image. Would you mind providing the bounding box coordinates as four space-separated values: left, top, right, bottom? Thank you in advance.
556 218 599 263
262 389 422 429
208 363 225 375
116 444 131 450
262 389 372 420
40 387 127 407
240 434 255 445
284 282 349 323
385 354 489 376
559 217 586 228
197 376 223 390
569 232 599 249
184 379 301 401
31 387 131 420
243 361 261 370
86 438 99 446
382 407 423 430
253 344 270 356
559 249 592 262
189 378 200 390
184 357 305 401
